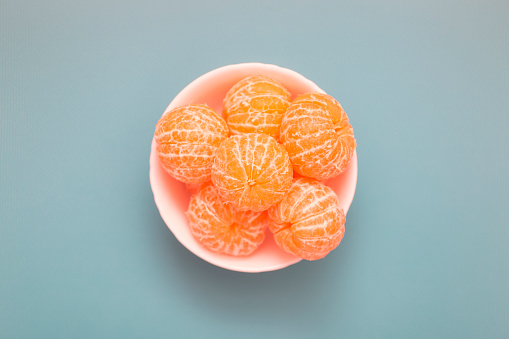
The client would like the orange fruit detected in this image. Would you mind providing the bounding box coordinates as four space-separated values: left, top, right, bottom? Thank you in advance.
186 184 267 256
211 133 293 212
268 178 346 261
280 93 356 180
155 104 228 184
223 76 291 138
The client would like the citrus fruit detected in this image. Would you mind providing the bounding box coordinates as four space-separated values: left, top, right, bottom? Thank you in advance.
211 133 293 212
155 104 228 184
268 178 346 261
222 76 291 138
280 93 356 180
186 184 267 256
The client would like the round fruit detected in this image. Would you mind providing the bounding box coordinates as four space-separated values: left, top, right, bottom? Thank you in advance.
211 133 293 212
268 178 346 261
186 184 267 256
154 104 228 184
223 76 291 138
280 93 356 180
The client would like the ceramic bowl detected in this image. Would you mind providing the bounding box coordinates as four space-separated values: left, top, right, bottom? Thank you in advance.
149 63 358 273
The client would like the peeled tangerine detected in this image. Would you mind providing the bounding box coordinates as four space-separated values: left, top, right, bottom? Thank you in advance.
186 184 267 256
212 133 293 212
268 178 346 261
223 76 291 138
280 93 356 181
155 104 228 184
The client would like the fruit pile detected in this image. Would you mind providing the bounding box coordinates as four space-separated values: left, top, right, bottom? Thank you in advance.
154 76 356 261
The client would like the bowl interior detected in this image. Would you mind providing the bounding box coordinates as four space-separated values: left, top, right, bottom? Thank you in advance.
150 63 358 273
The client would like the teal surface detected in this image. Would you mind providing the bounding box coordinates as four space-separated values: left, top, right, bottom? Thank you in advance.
1 1 508 338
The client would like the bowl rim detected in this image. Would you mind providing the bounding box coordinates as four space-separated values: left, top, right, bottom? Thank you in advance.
166 62 325 111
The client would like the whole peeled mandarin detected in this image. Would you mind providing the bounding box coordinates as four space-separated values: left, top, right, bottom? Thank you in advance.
186 184 267 256
280 93 356 180
268 178 346 261
223 76 291 139
154 104 228 184
211 133 293 212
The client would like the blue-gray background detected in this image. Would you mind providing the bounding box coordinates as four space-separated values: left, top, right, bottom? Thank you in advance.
1 0 508 338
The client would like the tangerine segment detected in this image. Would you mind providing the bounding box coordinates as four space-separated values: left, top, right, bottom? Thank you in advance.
186 184 267 256
211 133 293 212
268 178 346 261
155 104 228 184
222 76 291 138
280 93 356 180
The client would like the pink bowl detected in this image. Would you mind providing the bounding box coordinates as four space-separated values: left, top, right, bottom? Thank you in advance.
149 63 358 273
